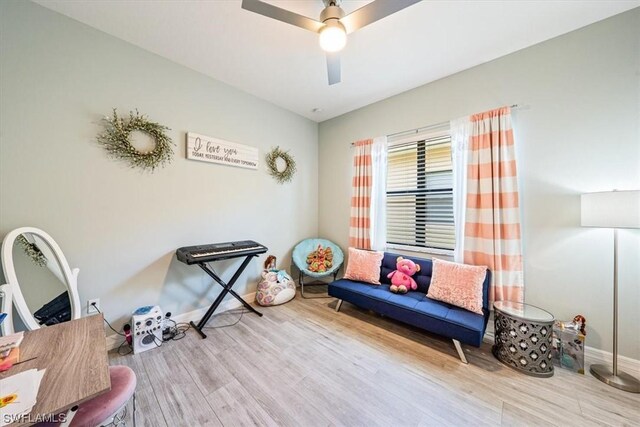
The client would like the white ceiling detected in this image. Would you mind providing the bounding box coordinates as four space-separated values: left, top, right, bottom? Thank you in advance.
34 0 639 122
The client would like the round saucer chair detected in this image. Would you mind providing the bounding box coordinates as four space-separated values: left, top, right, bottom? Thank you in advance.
292 238 344 298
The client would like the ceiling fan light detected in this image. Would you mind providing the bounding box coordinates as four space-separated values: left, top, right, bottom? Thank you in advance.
319 21 346 53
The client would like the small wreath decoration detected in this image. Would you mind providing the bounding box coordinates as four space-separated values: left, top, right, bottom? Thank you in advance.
97 109 174 172
266 146 296 184
16 235 47 267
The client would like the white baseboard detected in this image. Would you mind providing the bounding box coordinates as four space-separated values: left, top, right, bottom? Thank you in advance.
483 330 640 376
105 292 256 351
584 345 640 376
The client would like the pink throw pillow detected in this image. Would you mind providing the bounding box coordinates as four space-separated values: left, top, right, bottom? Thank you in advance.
427 258 487 315
343 247 384 284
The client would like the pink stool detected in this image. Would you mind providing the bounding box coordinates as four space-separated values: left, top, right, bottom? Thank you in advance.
36 365 137 427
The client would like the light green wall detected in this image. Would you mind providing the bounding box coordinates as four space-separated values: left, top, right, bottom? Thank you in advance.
319 9 640 359
0 1 318 333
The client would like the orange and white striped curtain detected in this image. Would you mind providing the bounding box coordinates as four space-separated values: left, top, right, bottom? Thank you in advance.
349 139 373 249
452 106 523 303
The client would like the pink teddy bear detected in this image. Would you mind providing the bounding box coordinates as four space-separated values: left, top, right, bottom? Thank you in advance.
387 257 421 294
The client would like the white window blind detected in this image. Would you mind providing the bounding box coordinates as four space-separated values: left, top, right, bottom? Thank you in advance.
386 131 455 251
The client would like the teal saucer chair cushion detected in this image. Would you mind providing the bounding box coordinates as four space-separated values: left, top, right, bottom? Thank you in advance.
292 238 344 278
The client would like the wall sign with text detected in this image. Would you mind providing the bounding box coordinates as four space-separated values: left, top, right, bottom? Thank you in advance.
186 132 258 170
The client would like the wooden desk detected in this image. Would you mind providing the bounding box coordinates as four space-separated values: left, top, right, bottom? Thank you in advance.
0 315 111 426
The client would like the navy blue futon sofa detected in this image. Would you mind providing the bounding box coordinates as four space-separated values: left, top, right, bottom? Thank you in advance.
328 252 491 363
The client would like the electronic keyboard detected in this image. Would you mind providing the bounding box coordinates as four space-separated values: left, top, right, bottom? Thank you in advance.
176 240 267 265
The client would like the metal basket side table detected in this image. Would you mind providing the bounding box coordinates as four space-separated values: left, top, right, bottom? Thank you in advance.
492 301 555 377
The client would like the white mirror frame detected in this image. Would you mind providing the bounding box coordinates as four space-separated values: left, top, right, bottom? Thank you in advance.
0 227 81 335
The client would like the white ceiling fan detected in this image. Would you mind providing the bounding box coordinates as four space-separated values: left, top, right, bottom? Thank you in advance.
241 0 422 85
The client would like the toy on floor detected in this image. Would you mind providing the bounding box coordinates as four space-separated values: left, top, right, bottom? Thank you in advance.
256 255 296 306
264 255 277 271
568 315 587 335
387 257 420 294
551 314 587 374
306 244 333 273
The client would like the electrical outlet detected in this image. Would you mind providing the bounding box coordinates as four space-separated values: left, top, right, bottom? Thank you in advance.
87 298 100 314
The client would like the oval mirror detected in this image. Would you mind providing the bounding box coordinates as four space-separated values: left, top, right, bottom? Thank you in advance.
1 227 81 334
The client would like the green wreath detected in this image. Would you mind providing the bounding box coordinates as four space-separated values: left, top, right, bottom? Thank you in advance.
266 147 296 184
97 109 174 171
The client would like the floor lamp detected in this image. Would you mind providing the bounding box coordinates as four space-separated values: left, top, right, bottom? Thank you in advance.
581 190 640 393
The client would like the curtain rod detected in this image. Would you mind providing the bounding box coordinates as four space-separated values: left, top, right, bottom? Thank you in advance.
350 104 522 146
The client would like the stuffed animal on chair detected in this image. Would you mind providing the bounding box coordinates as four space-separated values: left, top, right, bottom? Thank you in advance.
306 245 334 273
387 257 420 294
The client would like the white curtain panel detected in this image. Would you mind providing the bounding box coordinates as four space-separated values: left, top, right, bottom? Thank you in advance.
450 117 471 263
370 136 388 251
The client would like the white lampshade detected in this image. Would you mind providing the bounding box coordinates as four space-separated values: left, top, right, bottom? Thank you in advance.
581 190 640 229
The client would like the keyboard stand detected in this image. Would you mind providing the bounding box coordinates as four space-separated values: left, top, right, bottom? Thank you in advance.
189 255 263 339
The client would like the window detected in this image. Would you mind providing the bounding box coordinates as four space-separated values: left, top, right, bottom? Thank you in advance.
386 129 454 252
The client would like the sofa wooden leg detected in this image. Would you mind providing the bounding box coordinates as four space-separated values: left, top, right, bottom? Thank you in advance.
335 299 343 312
453 339 468 364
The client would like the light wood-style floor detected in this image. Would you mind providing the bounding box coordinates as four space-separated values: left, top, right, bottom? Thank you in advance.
109 291 640 427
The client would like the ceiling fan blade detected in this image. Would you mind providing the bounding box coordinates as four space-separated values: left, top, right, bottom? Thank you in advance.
341 0 422 34
241 0 323 33
326 53 341 85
